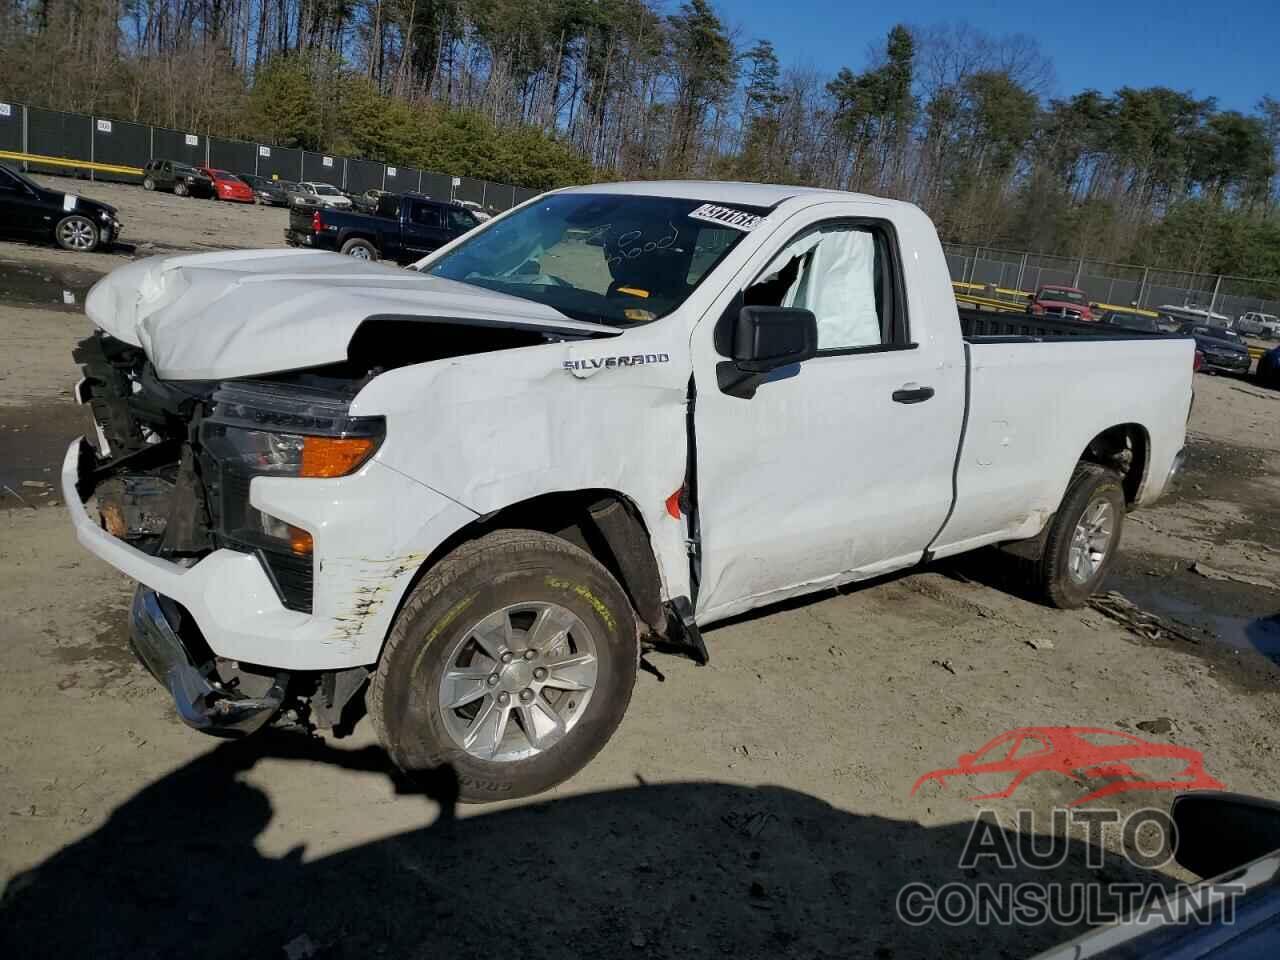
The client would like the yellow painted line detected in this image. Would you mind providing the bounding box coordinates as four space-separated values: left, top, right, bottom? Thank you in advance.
0 150 142 176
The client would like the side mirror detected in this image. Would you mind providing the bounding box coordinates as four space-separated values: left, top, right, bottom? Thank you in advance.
717 305 818 398
729 305 818 372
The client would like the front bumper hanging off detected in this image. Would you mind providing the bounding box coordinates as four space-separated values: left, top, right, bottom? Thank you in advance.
129 587 286 737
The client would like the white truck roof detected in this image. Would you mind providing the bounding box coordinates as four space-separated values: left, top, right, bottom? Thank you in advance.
554 179 900 209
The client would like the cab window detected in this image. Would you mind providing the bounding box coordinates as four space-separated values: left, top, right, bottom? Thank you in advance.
744 221 907 352
447 209 476 232
410 202 442 228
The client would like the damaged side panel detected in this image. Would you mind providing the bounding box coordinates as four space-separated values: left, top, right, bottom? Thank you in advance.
349 325 694 606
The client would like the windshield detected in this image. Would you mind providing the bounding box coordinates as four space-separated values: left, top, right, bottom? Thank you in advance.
425 193 763 325
0 163 40 192
314 184 342 196
209 169 238 180
1040 288 1085 303
1192 326 1242 342
174 164 201 176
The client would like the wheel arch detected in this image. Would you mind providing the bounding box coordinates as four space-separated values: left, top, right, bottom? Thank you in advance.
336 228 378 249
386 488 669 652
1077 422 1150 506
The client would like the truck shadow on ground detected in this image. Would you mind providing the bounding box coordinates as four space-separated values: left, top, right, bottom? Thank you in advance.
0 733 1172 960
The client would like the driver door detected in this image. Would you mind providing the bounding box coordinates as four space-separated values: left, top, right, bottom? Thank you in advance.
690 204 964 623
404 200 449 256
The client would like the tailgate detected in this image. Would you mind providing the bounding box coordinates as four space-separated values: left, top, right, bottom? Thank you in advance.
288 206 319 232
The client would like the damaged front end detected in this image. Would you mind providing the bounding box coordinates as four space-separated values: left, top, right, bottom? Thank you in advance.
71 332 365 736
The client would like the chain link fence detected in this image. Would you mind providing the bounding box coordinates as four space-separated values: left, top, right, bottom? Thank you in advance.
0 99 542 213
944 242 1280 320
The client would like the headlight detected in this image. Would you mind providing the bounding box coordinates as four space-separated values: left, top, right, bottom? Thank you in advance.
204 382 383 477
201 382 384 558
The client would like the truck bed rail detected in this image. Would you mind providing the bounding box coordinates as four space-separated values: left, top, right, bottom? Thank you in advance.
958 306 1167 342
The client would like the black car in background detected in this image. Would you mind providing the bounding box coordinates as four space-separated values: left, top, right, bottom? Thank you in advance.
1180 323 1252 375
239 174 291 206
1100 309 1160 333
0 162 122 252
140 159 215 197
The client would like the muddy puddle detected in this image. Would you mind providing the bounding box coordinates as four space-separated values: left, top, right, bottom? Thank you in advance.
0 259 102 311
0 400 93 508
1106 558 1280 665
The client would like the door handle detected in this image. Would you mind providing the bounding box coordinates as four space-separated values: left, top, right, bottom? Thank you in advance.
892 384 935 404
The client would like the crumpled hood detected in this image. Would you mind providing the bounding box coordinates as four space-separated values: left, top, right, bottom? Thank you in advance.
84 249 615 380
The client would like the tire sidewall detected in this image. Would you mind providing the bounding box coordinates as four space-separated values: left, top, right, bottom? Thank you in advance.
142 177 155 191
378 542 637 802
1046 471 1125 607
174 181 188 197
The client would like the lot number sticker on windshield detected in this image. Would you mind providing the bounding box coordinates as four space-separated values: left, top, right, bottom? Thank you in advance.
688 203 763 232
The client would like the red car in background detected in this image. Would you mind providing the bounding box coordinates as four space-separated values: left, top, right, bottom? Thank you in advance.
1028 284 1095 321
198 167 254 203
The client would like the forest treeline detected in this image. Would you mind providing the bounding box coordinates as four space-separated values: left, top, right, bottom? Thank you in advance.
1 0 1277 284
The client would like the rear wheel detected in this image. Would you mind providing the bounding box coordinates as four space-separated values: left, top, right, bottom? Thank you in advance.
55 215 99 252
142 176 155 191
370 530 639 803
1032 463 1126 608
340 237 377 260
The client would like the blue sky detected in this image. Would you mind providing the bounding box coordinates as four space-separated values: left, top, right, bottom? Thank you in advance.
723 0 1275 113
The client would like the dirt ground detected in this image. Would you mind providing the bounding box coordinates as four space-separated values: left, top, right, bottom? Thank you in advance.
2 181 1280 959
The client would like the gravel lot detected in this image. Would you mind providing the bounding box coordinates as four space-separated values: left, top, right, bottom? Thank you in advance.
2 177 1280 959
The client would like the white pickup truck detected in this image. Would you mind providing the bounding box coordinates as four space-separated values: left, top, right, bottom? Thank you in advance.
64 181 1194 800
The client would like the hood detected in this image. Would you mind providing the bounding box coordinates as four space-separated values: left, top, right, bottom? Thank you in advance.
84 249 619 380
41 186 116 218
1038 298 1090 312
1195 335 1248 354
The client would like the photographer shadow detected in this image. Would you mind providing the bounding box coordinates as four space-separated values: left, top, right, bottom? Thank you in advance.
1 733 1175 959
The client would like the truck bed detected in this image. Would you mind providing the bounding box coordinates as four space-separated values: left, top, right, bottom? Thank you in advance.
958 306 1167 342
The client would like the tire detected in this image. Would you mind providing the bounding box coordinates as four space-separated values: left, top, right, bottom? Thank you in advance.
142 177 155 191
340 237 378 260
370 529 639 803
54 214 99 253
174 181 189 197
1032 463 1126 609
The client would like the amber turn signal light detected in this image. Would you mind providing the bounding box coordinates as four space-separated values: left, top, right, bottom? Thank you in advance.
299 436 378 478
289 526 314 555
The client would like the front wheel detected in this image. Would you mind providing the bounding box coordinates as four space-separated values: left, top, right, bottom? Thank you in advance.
55 214 99 252
370 530 639 803
174 181 189 197
1032 463 1126 608
340 237 378 260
